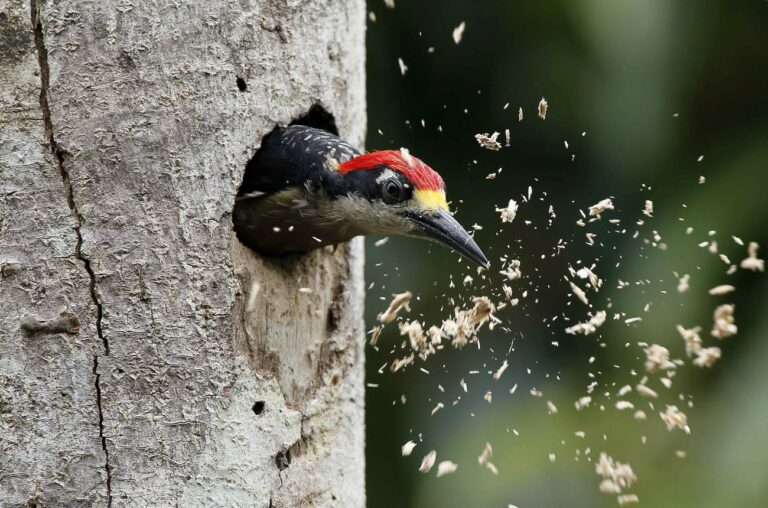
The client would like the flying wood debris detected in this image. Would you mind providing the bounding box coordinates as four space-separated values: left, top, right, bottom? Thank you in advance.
693 347 721 368
588 198 614 218
402 440 417 456
644 344 676 372
369 324 384 345
436 461 458 477
419 451 437 473
475 132 502 151
496 199 519 223
452 21 466 44
398 57 408 75
635 384 658 398
595 452 637 502
500 260 522 280
568 281 589 305
708 284 735 296
643 200 654 217
378 291 412 323
618 495 640 505
538 97 548 119
740 242 764 272
660 405 690 433
575 396 592 410
478 442 498 474
565 310 606 335
711 304 737 339
493 360 509 380
676 325 703 357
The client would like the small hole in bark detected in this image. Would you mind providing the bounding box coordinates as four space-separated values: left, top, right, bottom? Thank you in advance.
236 76 247 92
252 400 265 415
275 449 292 470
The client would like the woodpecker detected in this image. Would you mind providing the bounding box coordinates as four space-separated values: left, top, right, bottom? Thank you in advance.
233 125 489 268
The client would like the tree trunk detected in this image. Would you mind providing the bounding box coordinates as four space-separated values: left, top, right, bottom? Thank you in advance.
0 0 366 506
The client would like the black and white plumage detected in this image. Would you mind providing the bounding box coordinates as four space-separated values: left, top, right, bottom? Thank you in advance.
233 125 489 267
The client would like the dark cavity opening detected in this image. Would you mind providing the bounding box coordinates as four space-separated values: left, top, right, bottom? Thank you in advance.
252 400 265 415
236 76 247 92
289 103 338 135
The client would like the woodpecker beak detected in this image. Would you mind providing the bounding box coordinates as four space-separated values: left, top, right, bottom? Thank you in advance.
405 208 490 268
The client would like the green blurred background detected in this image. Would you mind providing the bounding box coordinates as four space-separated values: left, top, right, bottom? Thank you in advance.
362 1 768 507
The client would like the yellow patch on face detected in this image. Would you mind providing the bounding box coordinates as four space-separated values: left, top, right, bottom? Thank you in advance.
413 189 449 211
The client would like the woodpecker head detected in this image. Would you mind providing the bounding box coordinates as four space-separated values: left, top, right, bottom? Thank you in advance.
334 148 489 268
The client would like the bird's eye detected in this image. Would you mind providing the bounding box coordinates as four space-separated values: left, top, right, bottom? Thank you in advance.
382 179 403 202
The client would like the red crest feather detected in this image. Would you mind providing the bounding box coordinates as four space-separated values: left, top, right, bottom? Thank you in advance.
338 149 444 191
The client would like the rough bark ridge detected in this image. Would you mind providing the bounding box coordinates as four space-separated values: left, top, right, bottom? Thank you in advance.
0 0 366 506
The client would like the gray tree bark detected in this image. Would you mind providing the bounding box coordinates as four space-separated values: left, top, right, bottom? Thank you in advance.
0 0 366 506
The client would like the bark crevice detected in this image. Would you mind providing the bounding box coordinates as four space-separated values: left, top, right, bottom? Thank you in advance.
30 0 112 503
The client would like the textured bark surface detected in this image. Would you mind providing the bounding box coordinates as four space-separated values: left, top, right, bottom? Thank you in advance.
0 0 366 506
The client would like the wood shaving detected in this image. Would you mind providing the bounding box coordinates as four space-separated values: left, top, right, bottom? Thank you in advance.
740 242 764 272
635 384 658 398
711 304 737 339
565 310 606 335
576 266 602 290
546 401 558 414
677 274 690 293
496 199 519 223
588 198 614 218
518 107 523 122
378 291 412 323
369 324 384 345
538 97 548 119
493 360 509 380
644 344 675 372
500 260 522 280
478 442 498 474
708 284 735 295
575 396 592 411
390 354 415 372
595 452 637 500
618 494 640 505
676 325 702 356
475 132 502 151
402 440 416 456
642 200 653 217
569 281 589 305
442 296 496 348
398 57 408 75
693 346 721 368
660 405 690 433
419 451 437 473
452 21 466 44
436 461 458 477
